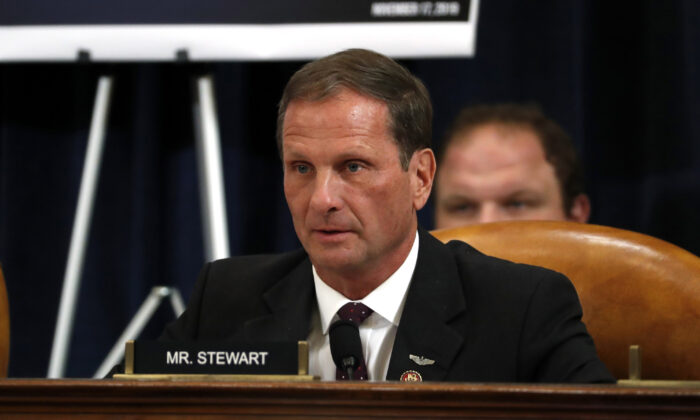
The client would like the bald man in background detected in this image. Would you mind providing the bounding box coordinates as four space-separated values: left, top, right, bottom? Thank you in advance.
435 104 590 228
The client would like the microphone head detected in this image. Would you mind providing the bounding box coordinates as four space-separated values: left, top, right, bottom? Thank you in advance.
329 319 363 371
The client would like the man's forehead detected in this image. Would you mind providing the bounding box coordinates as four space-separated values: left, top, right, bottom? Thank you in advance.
443 171 552 201
282 90 395 149
283 136 383 159
286 88 391 122
439 126 560 199
446 124 548 172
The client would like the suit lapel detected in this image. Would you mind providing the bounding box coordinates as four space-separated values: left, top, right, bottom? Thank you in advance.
236 230 467 380
242 257 316 342
387 229 467 381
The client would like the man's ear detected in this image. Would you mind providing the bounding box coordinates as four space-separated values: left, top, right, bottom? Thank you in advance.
410 148 436 211
568 193 591 223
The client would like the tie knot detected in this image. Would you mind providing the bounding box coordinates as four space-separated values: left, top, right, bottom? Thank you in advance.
337 302 373 325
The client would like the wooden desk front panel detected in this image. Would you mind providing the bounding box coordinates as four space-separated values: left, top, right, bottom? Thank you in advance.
1 379 700 419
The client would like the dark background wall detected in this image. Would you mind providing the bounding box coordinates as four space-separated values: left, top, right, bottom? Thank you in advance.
1 0 698 378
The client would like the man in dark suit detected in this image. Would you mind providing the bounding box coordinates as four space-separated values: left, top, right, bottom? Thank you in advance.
162 48 613 383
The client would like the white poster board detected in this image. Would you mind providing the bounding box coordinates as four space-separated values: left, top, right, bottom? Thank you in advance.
0 0 479 61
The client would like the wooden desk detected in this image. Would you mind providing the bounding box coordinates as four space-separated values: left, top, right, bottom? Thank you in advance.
1 379 700 418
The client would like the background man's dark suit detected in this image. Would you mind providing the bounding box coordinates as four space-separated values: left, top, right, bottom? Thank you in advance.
162 229 614 383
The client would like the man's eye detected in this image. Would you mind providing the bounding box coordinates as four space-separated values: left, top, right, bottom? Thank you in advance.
295 164 310 174
347 162 362 173
505 200 527 210
447 203 476 214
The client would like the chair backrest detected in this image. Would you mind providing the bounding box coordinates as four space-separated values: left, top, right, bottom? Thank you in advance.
431 221 700 380
0 264 9 377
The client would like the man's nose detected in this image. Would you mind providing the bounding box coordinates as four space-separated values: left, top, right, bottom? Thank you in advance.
309 171 343 213
476 204 502 224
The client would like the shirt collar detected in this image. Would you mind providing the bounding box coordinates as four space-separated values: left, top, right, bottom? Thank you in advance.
312 231 420 334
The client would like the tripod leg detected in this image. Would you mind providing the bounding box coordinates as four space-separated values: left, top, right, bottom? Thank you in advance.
93 287 171 378
193 74 230 262
169 288 185 316
48 75 113 378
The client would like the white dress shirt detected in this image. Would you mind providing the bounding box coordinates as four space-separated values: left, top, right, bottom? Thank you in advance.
306 231 419 381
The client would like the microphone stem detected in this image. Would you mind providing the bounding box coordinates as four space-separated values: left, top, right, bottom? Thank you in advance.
346 366 354 380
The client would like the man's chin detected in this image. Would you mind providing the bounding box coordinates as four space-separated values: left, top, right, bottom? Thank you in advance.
307 250 363 274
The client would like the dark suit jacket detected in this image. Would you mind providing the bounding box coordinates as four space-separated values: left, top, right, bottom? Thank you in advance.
161 229 614 383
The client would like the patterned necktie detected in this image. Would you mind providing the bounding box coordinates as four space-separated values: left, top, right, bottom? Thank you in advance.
335 302 373 380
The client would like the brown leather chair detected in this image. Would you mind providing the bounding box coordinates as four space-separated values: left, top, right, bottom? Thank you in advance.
0 264 9 377
431 221 700 381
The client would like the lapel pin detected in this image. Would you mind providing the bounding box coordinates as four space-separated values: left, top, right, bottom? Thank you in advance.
400 370 423 382
409 354 435 366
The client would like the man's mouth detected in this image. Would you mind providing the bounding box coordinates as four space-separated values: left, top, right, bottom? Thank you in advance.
312 228 353 240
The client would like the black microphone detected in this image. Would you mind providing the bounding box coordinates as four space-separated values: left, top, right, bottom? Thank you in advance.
329 319 363 380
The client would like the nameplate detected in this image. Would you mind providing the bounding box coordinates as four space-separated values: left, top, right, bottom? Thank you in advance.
118 340 312 379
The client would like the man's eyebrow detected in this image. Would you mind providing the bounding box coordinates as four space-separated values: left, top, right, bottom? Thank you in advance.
501 189 544 201
505 188 541 197
334 149 376 161
281 148 307 160
439 194 477 204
